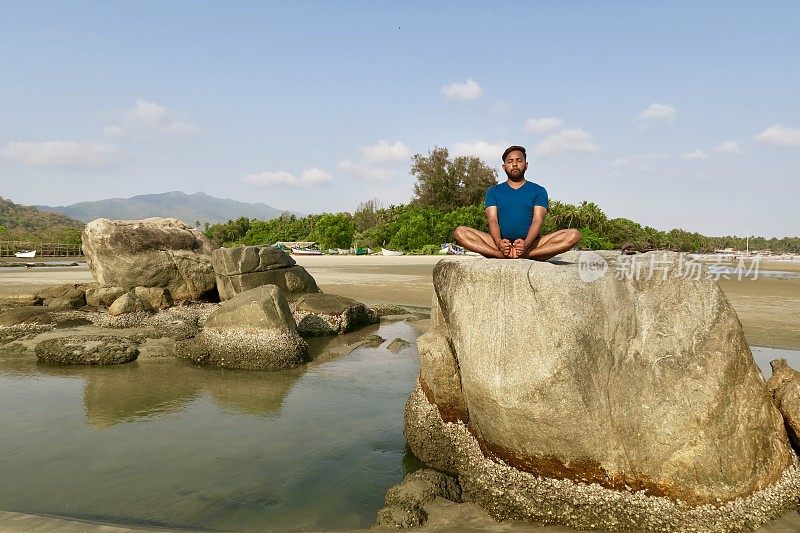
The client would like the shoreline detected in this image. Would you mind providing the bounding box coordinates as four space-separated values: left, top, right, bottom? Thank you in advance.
1 254 798 350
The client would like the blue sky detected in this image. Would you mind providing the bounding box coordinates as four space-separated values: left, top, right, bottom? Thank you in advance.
1 1 798 237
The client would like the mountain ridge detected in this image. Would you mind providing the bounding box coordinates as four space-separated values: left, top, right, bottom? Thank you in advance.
37 191 296 225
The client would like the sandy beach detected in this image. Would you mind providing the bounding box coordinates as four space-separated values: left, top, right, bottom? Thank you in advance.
1 255 798 349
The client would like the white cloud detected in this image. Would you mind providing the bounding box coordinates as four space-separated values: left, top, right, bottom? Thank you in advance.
0 141 120 168
635 103 676 128
451 141 506 162
716 141 743 154
755 124 800 147
243 167 333 188
534 128 599 156
362 140 410 163
300 167 333 185
492 101 508 114
682 149 708 160
338 139 409 181
104 99 198 139
337 159 393 181
441 79 483 101
524 117 563 134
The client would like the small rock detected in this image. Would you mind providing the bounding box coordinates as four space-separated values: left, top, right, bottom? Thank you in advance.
35 335 139 365
387 338 411 353
360 334 385 348
374 504 426 529
134 286 174 309
293 293 379 336
86 286 126 307
108 292 154 316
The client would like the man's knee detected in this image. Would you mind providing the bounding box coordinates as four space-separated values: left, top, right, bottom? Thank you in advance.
453 226 470 243
567 228 582 245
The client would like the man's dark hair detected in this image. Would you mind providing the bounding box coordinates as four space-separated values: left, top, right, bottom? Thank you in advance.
502 145 527 162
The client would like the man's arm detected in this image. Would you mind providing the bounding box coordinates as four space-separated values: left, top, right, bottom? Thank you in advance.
515 206 547 255
486 206 512 257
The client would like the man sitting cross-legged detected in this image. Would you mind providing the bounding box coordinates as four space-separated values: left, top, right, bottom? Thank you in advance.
454 145 581 261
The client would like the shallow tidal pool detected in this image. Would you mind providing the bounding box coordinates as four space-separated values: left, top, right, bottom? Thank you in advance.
1 321 800 532
0 320 422 531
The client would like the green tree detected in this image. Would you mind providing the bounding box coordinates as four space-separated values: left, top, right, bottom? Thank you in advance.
353 198 383 232
411 147 498 211
309 213 355 250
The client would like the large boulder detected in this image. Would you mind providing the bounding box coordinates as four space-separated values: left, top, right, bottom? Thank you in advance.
82 218 216 301
291 293 378 336
212 245 319 301
192 285 307 371
767 359 800 453
405 254 800 530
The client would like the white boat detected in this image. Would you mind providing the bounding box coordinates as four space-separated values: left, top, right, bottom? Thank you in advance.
381 247 405 256
337 248 352 255
439 243 465 255
14 250 36 258
291 247 323 256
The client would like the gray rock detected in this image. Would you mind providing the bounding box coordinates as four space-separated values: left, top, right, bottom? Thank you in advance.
85 286 126 307
767 359 800 453
134 286 173 309
35 335 139 365
375 470 460 529
387 338 411 353
195 285 307 371
374 505 426 529
82 217 216 301
211 245 295 276
36 283 92 308
404 255 798 528
292 293 378 336
359 334 385 348
212 245 319 301
108 292 154 316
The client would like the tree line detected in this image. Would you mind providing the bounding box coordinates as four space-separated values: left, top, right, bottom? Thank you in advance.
204 147 800 254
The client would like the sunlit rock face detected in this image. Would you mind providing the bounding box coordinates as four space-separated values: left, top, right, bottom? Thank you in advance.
82 218 216 301
405 254 800 530
211 245 319 301
192 285 307 371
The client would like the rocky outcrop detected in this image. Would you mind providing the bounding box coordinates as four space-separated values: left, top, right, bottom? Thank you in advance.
291 293 378 336
108 291 154 316
35 283 93 308
767 359 800 453
82 218 216 301
35 335 139 365
404 255 800 530
190 285 308 371
212 245 319 301
375 469 462 528
85 286 126 307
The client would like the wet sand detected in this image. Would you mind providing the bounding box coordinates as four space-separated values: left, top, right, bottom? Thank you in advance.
1 255 798 349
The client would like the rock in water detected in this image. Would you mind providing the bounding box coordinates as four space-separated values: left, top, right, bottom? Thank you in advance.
36 335 139 365
405 254 799 530
291 293 378 335
212 245 319 301
82 218 216 301
767 359 800 453
194 285 307 370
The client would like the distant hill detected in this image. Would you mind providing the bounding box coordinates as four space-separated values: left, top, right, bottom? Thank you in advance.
37 191 294 225
0 197 84 242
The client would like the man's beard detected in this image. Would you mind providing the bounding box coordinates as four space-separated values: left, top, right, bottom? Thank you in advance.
505 168 525 182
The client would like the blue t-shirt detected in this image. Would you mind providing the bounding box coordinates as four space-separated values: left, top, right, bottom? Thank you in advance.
484 181 549 240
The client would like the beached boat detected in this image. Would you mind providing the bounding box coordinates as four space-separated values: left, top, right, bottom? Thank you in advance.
291 247 323 256
337 248 352 255
381 247 405 256
14 250 36 258
354 247 371 255
439 243 465 255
